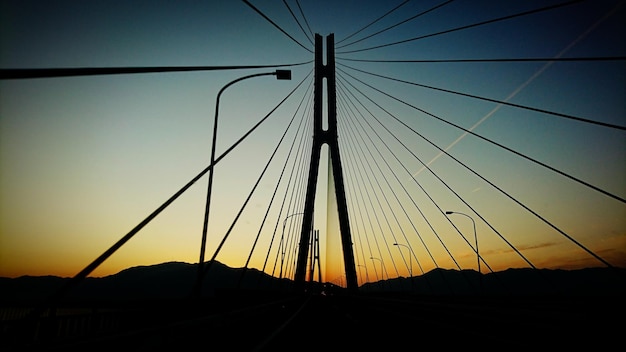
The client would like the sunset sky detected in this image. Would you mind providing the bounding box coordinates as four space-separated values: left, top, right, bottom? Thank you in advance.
1 0 624 285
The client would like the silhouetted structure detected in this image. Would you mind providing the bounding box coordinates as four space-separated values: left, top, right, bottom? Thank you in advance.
294 34 358 292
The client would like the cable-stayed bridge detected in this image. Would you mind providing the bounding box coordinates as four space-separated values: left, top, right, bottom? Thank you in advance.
1 0 625 350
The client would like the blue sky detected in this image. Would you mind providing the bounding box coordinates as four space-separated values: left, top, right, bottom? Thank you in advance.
1 0 624 283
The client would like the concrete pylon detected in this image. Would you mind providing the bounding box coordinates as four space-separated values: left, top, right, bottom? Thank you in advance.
294 33 358 293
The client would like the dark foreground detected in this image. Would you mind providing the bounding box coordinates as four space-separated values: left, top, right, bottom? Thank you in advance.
2 292 623 351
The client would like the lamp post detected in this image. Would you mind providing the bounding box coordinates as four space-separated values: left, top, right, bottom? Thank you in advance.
393 243 412 278
445 210 481 292
356 264 367 285
370 257 384 280
282 212 305 235
194 70 292 297
370 257 386 291
280 212 305 279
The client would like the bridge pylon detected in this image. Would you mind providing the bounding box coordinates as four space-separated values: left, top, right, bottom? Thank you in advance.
294 33 358 293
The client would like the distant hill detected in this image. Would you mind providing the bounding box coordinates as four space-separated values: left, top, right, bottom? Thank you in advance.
0 261 292 303
361 266 626 296
1 263 624 304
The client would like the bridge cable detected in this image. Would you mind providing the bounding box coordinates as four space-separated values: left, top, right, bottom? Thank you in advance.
241 0 314 53
338 80 469 274
238 77 314 289
288 149 312 281
337 96 404 280
337 56 626 63
337 99 381 280
267 121 311 286
339 70 500 271
200 71 311 281
336 0 455 50
0 61 312 79
339 76 503 292
336 0 587 54
339 67 614 268
335 110 385 284
335 101 393 282
335 0 412 45
259 81 313 286
267 95 313 283
26 71 310 318
282 0 314 46
295 0 315 41
280 130 312 282
339 78 478 292
337 135 373 285
338 72 549 296
341 63 626 132
340 63 626 203
338 88 438 292
341 85 456 291
267 122 311 286
289 104 315 282
338 69 537 268
340 89 506 295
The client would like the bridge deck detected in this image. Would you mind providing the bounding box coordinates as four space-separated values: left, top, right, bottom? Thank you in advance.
2 293 621 351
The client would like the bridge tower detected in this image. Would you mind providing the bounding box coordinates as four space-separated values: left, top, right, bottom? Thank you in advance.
294 34 358 292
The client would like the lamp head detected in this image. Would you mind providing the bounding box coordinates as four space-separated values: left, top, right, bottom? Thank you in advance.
275 70 292 80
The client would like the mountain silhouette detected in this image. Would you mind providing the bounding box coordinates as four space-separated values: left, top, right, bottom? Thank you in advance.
1 262 624 304
361 266 626 296
1 263 624 352
0 261 292 303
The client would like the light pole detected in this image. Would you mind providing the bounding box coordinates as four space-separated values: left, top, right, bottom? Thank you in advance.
393 243 412 278
370 257 384 280
282 212 305 236
194 70 292 296
445 210 481 292
370 257 386 291
356 264 367 285
280 212 305 279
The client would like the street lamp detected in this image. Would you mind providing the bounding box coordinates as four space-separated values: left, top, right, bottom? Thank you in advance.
356 264 367 284
393 243 412 278
282 212 305 234
370 257 384 280
445 211 480 276
279 212 305 278
194 70 292 296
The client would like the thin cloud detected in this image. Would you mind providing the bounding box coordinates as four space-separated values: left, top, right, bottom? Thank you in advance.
497 241 560 254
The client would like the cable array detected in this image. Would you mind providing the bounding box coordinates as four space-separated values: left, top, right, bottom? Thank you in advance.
336 0 588 54
10 0 625 307
335 0 412 45
322 0 623 289
242 0 314 53
336 0 455 50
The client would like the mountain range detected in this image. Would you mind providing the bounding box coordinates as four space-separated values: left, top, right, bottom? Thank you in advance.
0 261 291 303
1 261 624 304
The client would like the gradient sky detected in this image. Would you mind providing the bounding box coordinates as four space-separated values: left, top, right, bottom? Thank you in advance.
1 0 625 284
